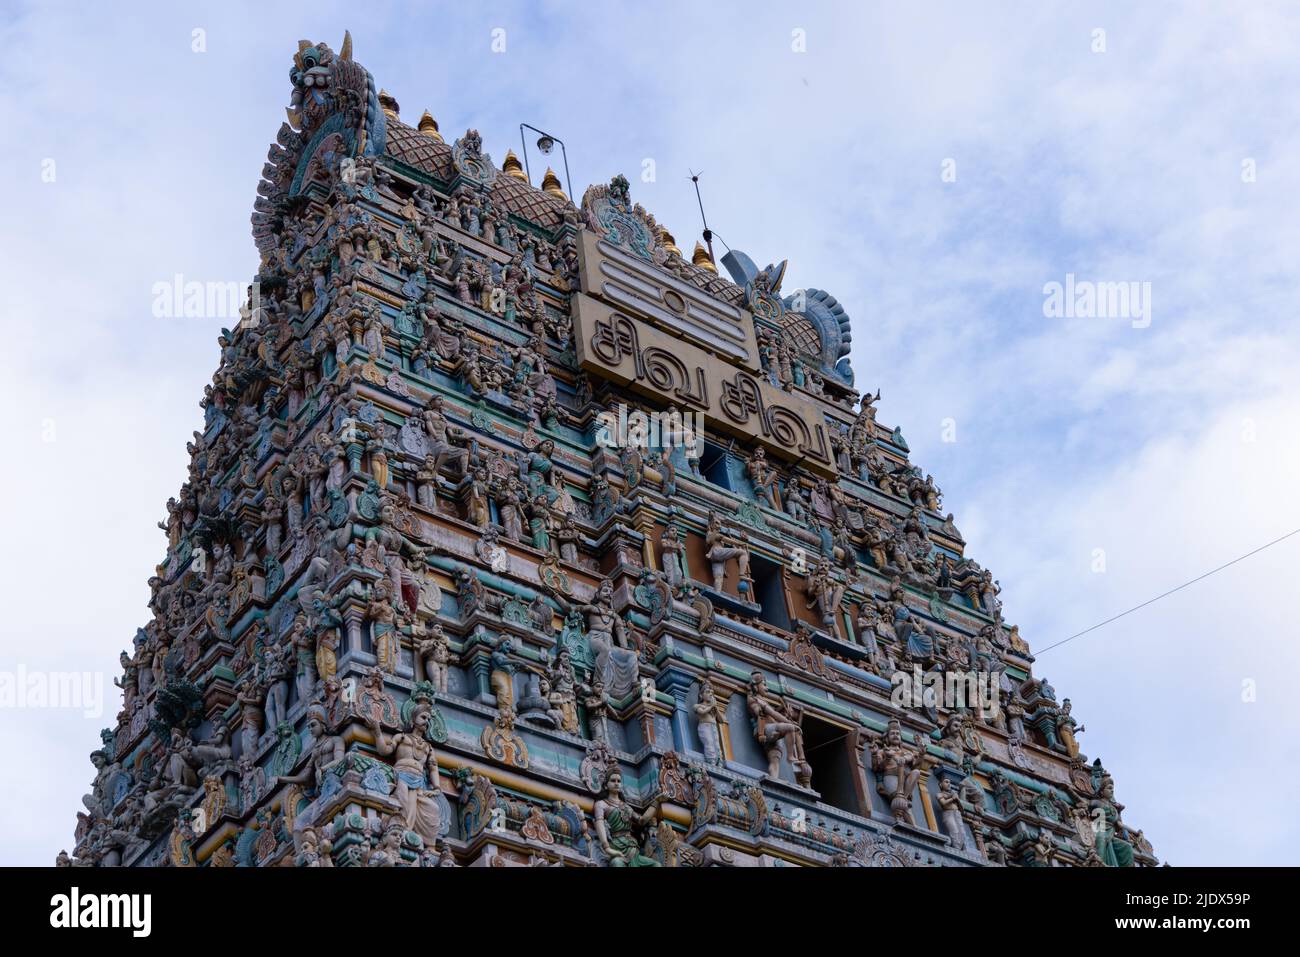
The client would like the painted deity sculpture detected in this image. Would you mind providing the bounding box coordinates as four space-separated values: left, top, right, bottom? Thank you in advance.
746 448 778 509
594 765 660 867
694 680 725 767
1056 698 1085 758
416 623 450 694
366 698 443 846
804 557 846 638
524 439 563 506
936 776 968 851
273 704 345 797
1089 775 1135 867
746 672 812 788
870 719 927 826
660 525 688 593
261 639 292 731
288 613 317 702
366 578 401 673
548 577 637 700
423 395 470 477
547 650 580 734
704 511 752 597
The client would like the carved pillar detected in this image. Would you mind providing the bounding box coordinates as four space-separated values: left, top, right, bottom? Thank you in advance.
609 526 644 571
964 810 986 857
644 534 659 575
840 605 856 645
917 767 939 832
712 684 736 763
778 562 796 629
659 669 695 754
848 728 874 818
340 601 366 656
638 703 658 748
341 436 361 475
468 649 494 705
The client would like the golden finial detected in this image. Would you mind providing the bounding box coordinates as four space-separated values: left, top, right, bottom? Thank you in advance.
378 89 400 122
692 242 717 273
417 110 443 142
541 167 567 200
659 228 682 257
502 149 528 181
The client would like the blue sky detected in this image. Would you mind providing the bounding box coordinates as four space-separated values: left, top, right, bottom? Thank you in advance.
2 0 1297 865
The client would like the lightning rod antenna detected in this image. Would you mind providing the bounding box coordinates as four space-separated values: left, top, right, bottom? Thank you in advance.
689 169 716 264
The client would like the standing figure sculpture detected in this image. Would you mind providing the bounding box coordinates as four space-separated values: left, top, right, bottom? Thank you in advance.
366 579 401 674
556 512 580 563
272 704 345 797
465 467 490 527
746 448 778 509
547 648 580 734
936 777 968 850
487 634 518 716
804 558 846 638
496 478 526 543
1089 775 1135 867
705 511 752 598
261 639 291 731
415 455 439 510
236 679 264 756
524 439 563 507
583 674 611 745
660 525 688 593
746 671 812 788
312 597 341 686
869 718 927 826
366 699 443 846
288 613 317 702
416 623 450 694
528 494 553 552
694 680 725 766
1056 698 1085 758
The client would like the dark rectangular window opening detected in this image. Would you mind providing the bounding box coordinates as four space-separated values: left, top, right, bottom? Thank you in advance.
751 555 790 629
700 441 732 491
802 715 860 814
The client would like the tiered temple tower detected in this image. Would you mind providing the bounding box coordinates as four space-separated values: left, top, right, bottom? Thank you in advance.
67 34 1156 868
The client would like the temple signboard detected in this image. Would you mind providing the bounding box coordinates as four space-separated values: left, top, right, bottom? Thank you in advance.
575 228 761 368
571 292 836 477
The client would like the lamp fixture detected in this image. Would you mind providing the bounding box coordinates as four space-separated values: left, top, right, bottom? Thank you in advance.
519 123 572 199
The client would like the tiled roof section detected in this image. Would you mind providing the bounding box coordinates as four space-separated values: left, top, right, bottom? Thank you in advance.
384 120 455 180
489 173 571 231
383 120 740 304
681 261 744 306
384 119 573 233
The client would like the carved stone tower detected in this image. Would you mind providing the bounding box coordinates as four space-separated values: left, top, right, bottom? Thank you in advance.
67 34 1155 868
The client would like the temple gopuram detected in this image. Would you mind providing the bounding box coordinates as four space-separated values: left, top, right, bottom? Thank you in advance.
66 34 1157 868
